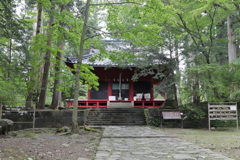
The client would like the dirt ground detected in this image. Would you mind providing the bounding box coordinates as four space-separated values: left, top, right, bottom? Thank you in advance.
0 128 103 160
1 127 240 160
163 128 240 160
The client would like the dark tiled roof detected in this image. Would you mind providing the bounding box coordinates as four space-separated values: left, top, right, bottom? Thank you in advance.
65 40 132 67
65 40 165 67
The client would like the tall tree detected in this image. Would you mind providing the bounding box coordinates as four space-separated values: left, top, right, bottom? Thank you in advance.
72 0 91 133
50 3 67 109
0 0 32 103
227 15 237 64
25 1 43 108
38 0 55 109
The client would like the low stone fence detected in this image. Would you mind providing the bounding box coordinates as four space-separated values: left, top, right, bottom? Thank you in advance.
2 110 88 131
144 102 221 128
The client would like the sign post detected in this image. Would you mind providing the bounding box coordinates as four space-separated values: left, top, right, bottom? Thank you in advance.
160 111 183 129
208 102 238 131
0 103 2 119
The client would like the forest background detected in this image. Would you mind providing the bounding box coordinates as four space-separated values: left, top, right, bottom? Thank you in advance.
1 0 240 125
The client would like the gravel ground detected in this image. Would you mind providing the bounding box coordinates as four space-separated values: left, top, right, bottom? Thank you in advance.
0 128 103 160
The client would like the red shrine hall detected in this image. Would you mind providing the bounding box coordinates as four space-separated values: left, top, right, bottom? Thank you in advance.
65 44 167 108
65 59 166 108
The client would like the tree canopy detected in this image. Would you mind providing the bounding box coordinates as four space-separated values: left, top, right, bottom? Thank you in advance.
1 0 240 109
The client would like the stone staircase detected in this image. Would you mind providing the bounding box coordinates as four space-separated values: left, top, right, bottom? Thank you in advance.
85 108 146 126
107 101 134 108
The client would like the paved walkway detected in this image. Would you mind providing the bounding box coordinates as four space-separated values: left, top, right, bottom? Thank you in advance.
95 126 234 160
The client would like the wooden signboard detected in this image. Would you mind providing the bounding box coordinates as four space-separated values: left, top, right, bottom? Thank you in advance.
160 111 183 128
162 112 182 119
208 102 238 131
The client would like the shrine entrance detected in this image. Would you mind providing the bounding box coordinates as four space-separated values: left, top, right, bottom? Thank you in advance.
112 82 129 100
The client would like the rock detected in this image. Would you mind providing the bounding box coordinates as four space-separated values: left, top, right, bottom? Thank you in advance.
62 126 70 132
210 127 216 130
0 119 13 134
70 134 80 139
62 143 70 147
56 126 70 133
0 119 13 126
59 106 65 110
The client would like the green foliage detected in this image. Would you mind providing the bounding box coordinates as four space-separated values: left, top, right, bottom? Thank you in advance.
2 0 240 108
180 102 208 128
151 117 161 127
211 120 237 128
0 0 33 103
24 133 38 138
84 126 97 132
181 103 207 120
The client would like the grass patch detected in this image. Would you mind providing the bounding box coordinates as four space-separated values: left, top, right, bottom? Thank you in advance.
162 127 240 159
24 133 38 138
4 149 16 153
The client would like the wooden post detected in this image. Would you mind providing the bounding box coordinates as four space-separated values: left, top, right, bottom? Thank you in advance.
181 118 183 129
236 103 238 131
0 103 2 119
208 103 210 131
33 104 36 132
208 102 238 131
160 111 163 128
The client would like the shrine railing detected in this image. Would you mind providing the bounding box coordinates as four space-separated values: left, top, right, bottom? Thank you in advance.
65 99 165 108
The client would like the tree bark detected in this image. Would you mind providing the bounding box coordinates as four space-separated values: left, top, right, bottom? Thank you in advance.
189 51 200 103
26 2 43 108
38 2 55 109
227 15 237 99
36 3 43 35
72 0 91 133
50 42 64 109
227 15 237 64
50 4 66 109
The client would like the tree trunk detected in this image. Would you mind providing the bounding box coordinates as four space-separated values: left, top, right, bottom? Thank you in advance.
50 4 66 109
26 2 43 108
38 2 55 109
72 0 91 133
227 15 236 64
36 3 43 35
174 39 181 106
227 15 237 99
189 51 200 103
50 41 64 109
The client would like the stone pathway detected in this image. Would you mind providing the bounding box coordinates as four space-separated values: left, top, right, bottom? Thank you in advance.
95 126 234 160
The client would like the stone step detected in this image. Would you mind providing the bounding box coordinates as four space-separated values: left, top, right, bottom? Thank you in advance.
89 110 144 112
107 102 134 108
88 116 145 120
88 114 144 117
86 123 146 125
86 121 145 123
87 116 145 119
86 120 143 122
90 108 144 110
86 108 146 126
86 123 145 126
87 119 145 123
87 114 144 117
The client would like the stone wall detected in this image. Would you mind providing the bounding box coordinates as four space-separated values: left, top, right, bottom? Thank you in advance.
144 108 162 126
2 110 88 131
145 102 209 128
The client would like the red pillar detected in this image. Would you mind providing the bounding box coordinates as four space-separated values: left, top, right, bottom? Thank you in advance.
151 81 154 100
88 89 90 100
108 80 112 99
129 81 134 101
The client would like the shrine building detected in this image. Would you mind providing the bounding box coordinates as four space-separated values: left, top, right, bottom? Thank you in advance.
65 41 168 108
